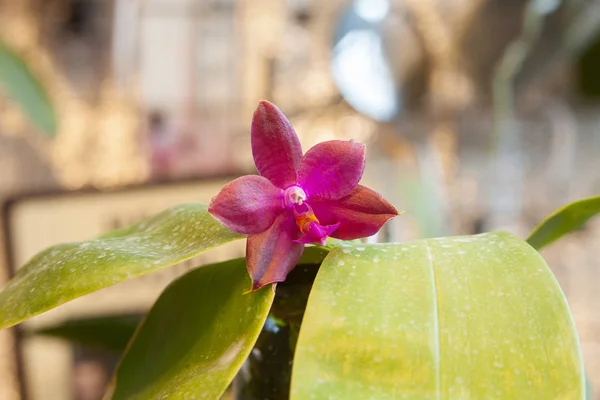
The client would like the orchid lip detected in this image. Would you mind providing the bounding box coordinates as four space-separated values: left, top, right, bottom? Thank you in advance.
293 203 319 233
284 185 307 208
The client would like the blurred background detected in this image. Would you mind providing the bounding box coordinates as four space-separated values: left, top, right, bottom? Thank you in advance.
0 0 599 399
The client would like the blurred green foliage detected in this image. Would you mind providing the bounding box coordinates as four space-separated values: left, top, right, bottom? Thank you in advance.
0 41 57 136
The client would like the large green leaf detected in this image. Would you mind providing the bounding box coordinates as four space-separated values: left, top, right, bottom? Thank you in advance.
0 41 57 136
108 258 275 400
32 314 141 353
29 247 329 354
291 232 584 399
0 203 243 329
527 195 600 250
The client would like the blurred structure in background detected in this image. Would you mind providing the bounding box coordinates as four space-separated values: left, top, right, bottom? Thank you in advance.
0 0 600 399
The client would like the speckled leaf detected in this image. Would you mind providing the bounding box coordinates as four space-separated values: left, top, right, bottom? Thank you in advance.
108 258 275 400
527 195 600 250
0 203 243 329
291 232 584 399
0 41 57 136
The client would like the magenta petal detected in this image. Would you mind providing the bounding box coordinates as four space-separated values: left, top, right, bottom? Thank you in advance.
311 185 399 240
208 175 284 235
294 222 340 246
298 140 365 200
246 213 304 290
251 101 303 188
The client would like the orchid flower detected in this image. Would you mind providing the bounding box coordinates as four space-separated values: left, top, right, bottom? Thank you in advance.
209 101 399 290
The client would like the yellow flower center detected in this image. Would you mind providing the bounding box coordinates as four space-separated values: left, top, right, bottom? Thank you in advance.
293 203 319 234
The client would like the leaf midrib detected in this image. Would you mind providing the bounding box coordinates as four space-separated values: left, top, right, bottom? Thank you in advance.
425 240 442 400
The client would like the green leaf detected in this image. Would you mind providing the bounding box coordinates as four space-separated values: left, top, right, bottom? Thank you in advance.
0 203 243 329
292 232 584 399
32 314 141 353
108 258 275 400
30 248 328 355
527 195 600 250
298 245 330 265
0 41 57 136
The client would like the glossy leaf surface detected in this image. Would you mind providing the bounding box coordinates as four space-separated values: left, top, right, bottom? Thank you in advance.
0 203 243 329
0 41 57 136
30 247 329 355
109 258 275 400
292 232 584 399
527 195 600 250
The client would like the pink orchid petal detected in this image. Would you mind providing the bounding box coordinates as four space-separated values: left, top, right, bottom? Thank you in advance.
208 175 283 235
246 212 304 290
251 101 303 188
311 185 399 240
294 222 340 246
298 140 365 200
